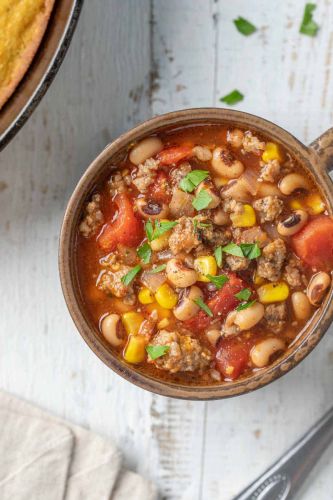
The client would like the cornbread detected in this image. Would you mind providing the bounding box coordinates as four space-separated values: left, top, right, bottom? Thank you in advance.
0 0 55 109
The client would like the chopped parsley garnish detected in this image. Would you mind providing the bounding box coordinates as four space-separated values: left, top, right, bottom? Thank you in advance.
300 3 319 37
121 265 142 286
206 274 229 289
220 90 244 106
146 345 170 360
179 170 209 193
235 288 252 301
194 297 213 317
240 242 261 259
222 242 261 259
150 264 167 274
236 299 257 311
221 242 244 258
145 220 154 241
145 220 178 241
214 246 223 267
234 17 257 36
137 242 152 264
192 189 212 211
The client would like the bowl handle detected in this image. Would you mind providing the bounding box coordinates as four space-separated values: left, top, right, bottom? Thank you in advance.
309 128 333 174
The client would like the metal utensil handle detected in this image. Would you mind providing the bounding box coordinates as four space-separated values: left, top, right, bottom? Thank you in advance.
233 406 333 500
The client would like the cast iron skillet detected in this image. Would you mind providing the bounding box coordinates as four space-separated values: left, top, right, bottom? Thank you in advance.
0 0 83 152
59 108 333 400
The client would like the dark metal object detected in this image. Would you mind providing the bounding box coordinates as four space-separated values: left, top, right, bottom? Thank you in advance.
234 406 333 500
0 0 83 152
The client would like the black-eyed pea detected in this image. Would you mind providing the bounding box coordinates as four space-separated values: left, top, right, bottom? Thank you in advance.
277 210 308 236
166 259 198 288
173 286 203 321
307 272 331 306
234 302 265 330
136 198 169 220
291 292 311 320
250 338 285 368
279 173 310 195
211 147 244 179
129 136 163 165
101 313 124 346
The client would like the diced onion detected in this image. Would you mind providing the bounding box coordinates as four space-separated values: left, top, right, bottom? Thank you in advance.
141 270 166 292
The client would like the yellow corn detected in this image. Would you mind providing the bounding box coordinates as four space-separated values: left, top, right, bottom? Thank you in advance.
213 176 229 187
194 255 217 282
289 194 325 215
138 287 155 304
155 284 178 309
157 318 169 329
253 271 265 286
262 142 282 163
145 302 171 319
121 311 144 336
230 204 256 228
150 219 172 251
257 282 289 304
305 193 325 215
289 199 303 211
123 335 146 364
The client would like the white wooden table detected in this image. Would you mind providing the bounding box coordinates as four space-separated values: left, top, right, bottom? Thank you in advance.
1 1 333 499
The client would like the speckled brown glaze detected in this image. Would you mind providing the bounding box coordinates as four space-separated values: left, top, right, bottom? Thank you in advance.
59 108 333 400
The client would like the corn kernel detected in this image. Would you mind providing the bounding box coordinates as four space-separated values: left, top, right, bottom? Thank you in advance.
289 199 303 211
138 287 155 304
262 142 282 163
213 176 229 187
194 256 217 282
230 204 256 228
123 335 146 364
253 271 265 286
146 302 171 319
121 311 144 335
150 219 172 251
157 318 169 329
305 193 325 215
155 284 178 309
257 282 289 304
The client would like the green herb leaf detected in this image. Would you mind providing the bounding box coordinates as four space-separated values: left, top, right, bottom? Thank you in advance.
194 297 213 317
151 220 178 240
146 345 170 360
150 264 167 274
236 299 257 311
206 274 229 289
300 3 319 36
214 246 223 267
179 170 210 193
222 242 244 257
192 189 213 211
235 288 252 301
220 90 244 106
145 220 154 242
137 242 152 264
121 265 142 286
234 16 257 36
240 242 261 259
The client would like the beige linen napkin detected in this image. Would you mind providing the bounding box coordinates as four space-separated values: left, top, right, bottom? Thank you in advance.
0 391 157 500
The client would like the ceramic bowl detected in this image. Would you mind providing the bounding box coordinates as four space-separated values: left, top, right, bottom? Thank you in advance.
59 108 333 400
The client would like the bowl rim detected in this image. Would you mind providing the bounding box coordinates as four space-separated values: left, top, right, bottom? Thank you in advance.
59 107 333 400
0 0 83 152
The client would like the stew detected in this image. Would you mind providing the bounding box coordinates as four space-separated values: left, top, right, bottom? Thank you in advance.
76 124 332 384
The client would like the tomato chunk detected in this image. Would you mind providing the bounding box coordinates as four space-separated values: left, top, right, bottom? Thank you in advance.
98 193 143 251
292 216 333 271
148 171 171 204
184 273 248 331
215 335 255 380
157 145 193 166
